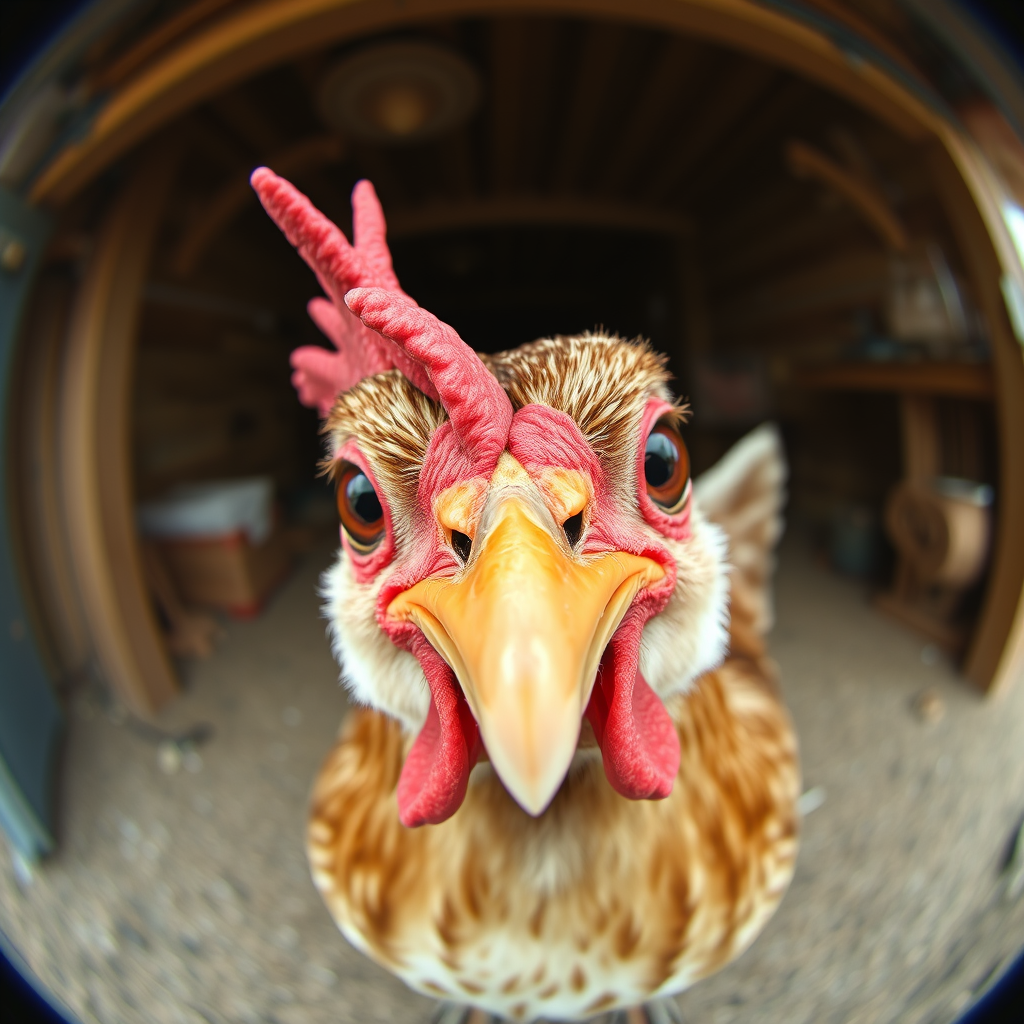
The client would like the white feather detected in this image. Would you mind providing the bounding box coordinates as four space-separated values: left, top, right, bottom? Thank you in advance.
321 551 429 732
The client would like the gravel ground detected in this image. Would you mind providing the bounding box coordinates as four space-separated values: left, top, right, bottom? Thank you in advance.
1 535 1023 1024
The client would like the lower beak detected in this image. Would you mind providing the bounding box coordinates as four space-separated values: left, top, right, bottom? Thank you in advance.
388 496 664 815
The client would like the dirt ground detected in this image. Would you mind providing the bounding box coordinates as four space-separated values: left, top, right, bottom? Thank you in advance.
2 534 1023 1024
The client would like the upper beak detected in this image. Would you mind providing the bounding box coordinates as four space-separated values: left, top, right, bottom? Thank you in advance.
388 483 664 816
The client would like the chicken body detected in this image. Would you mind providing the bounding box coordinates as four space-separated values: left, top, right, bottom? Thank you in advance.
309 636 796 1022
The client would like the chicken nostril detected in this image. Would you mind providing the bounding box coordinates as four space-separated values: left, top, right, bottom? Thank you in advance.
452 530 473 563
562 512 583 548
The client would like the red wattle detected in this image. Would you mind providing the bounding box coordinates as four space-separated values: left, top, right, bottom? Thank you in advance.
396 636 480 827
585 629 680 800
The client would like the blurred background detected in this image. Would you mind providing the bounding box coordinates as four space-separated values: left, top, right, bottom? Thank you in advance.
2 1 1024 1022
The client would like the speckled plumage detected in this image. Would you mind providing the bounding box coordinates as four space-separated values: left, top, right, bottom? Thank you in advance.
308 334 799 1021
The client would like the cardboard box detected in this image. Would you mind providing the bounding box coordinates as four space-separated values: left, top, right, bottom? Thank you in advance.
156 525 291 618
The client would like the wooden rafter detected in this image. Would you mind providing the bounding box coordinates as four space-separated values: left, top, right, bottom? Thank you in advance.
551 21 627 193
686 76 810 200
785 139 909 251
513 18 561 194
647 56 776 202
85 0 237 93
490 19 527 195
597 35 702 195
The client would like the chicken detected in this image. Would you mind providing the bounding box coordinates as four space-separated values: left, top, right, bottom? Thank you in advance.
251 169 800 1022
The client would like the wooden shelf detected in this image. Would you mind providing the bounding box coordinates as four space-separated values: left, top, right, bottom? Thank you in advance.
794 361 994 399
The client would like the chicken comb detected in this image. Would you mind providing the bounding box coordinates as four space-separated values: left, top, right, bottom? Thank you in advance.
345 288 513 473
250 169 431 412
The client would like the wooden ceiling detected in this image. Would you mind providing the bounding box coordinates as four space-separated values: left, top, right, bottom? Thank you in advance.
159 16 894 281
143 15 954 356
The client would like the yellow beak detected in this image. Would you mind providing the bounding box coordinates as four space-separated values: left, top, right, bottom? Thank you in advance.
388 490 664 816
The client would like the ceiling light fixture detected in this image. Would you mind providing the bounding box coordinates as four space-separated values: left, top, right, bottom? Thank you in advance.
318 41 481 145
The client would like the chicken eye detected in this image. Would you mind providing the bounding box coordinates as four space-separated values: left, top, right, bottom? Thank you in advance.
337 463 385 551
644 421 690 513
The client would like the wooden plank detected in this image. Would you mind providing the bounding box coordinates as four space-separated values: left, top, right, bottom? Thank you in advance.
686 76 810 200
550 20 626 192
899 395 941 481
928 138 1024 695
59 142 181 717
489 18 527 194
794 360 995 400
646 56 776 202
515 19 561 193
597 35 704 195
28 0 946 208
10 274 91 678
86 0 237 92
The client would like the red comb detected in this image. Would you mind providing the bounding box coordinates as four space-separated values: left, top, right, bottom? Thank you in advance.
345 287 512 473
251 169 419 411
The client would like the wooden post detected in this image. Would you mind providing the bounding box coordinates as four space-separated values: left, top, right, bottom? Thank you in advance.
59 140 181 716
929 139 1024 694
899 395 940 483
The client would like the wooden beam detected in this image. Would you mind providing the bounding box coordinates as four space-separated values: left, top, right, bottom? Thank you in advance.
515 19 560 193
794 360 995 401
597 35 704 195
785 139 910 252
550 21 626 193
59 141 181 717
85 0 238 93
28 0 950 208
646 55 776 202
686 76 810 200
384 195 691 237
928 137 1024 695
489 18 527 194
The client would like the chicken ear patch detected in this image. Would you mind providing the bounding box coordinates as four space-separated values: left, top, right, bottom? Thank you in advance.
585 626 680 800
396 635 481 827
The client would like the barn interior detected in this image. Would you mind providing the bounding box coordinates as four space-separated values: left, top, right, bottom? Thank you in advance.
3 6 1024 1024
19 15 1007 683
